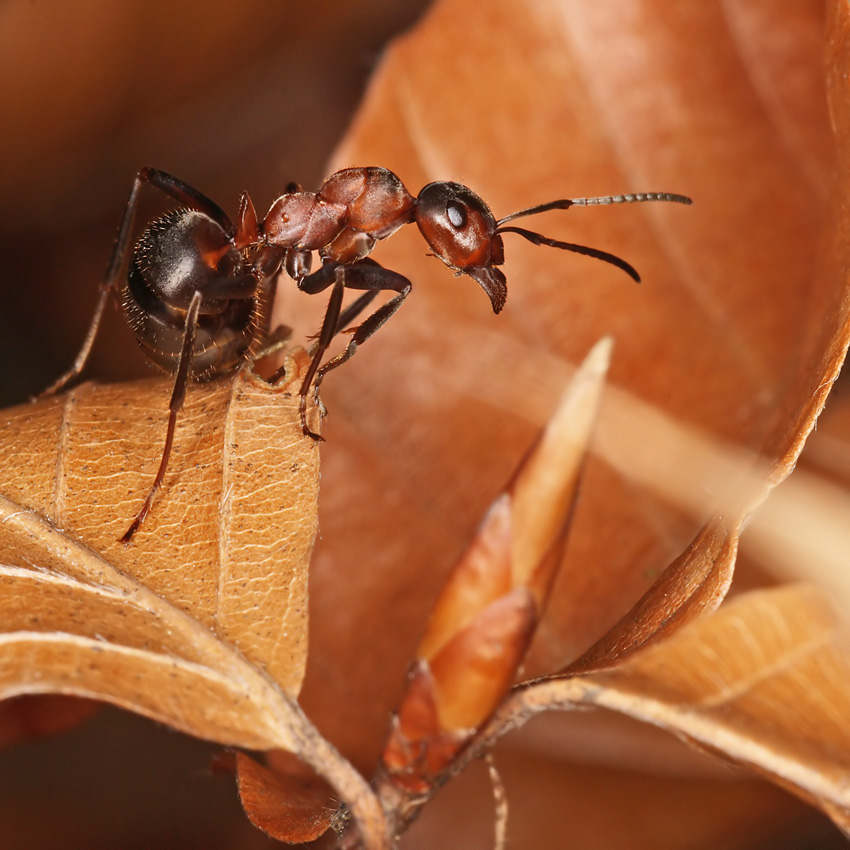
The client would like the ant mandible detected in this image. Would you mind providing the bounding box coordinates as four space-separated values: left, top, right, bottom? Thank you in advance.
40 166 691 543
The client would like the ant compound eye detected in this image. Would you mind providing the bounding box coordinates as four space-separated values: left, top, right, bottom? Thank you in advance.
415 182 498 270
446 202 467 229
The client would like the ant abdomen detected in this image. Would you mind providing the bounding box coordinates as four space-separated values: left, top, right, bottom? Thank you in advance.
123 209 260 379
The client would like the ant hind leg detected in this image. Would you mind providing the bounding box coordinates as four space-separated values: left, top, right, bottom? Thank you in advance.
121 289 203 544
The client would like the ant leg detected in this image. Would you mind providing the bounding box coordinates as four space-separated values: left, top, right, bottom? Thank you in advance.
38 168 235 400
292 259 411 438
121 289 203 544
264 285 377 387
297 264 347 440
138 167 235 235
250 271 293 377
294 261 382 435
263 264 358 387
314 261 411 385
253 256 285 349
302 291 380 346
332 290 380 337
295 259 412 438
298 257 395 339
37 174 146 398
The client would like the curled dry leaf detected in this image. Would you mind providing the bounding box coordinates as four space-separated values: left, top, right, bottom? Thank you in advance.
800 390 850 492
0 353 319 748
301 0 848 843
482 584 850 836
294 0 843 773
560 0 850 700
0 351 388 842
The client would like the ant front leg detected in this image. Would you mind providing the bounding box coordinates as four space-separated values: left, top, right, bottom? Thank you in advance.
297 258 412 440
38 168 234 399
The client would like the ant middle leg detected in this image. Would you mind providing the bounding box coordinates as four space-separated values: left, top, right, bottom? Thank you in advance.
314 262 411 378
39 168 236 399
296 258 412 439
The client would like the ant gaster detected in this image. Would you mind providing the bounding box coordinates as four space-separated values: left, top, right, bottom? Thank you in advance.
40 166 691 543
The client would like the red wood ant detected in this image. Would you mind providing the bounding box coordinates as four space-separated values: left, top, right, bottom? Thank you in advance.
40 166 691 542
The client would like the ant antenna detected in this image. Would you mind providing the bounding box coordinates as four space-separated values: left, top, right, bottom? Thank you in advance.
496 192 692 226
496 226 643 281
495 192 692 282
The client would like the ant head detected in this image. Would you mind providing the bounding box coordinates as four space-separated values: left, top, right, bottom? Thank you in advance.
415 183 693 315
414 182 507 313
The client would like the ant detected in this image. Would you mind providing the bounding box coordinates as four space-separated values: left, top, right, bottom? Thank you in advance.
40 166 691 543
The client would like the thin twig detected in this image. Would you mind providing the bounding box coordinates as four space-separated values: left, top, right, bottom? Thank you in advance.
485 752 508 850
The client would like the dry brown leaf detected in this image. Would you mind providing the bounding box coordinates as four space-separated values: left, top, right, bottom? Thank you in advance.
482 584 850 835
294 0 842 772
0 354 318 747
0 352 392 839
236 751 340 843
372 309 847 842
565 0 850 682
